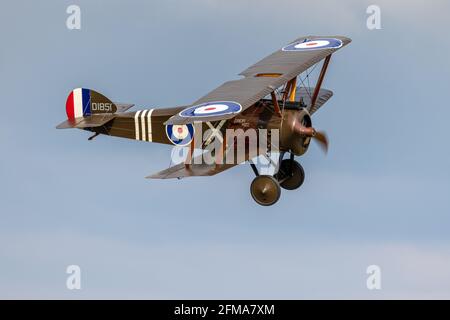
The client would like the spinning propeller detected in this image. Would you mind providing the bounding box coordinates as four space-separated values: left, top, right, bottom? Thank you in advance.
293 122 329 154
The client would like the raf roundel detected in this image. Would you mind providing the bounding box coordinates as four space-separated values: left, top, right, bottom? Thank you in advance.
282 38 343 52
179 101 242 118
165 123 195 146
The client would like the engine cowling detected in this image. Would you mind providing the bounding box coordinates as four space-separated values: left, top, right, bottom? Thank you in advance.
279 109 313 156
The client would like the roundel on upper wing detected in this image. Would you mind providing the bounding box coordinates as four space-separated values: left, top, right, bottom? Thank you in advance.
165 123 195 146
282 38 343 52
179 101 242 118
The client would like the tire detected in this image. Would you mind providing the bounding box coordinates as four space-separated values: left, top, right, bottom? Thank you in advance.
250 175 281 206
277 159 305 190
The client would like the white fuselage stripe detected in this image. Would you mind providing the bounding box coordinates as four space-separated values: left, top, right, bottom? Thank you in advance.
134 110 142 140
147 109 154 142
73 88 83 118
140 110 148 141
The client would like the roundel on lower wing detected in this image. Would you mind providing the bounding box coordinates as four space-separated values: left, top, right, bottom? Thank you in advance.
165 123 195 146
179 101 242 118
282 38 343 52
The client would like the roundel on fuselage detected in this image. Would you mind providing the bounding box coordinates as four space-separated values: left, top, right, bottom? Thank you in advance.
165 123 195 146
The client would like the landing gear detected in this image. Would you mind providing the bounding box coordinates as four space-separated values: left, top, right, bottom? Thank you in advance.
276 159 305 190
249 154 305 206
250 175 281 206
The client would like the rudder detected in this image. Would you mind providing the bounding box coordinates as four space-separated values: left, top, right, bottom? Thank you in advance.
65 88 117 119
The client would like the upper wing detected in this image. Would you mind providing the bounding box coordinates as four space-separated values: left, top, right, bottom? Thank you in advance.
166 35 351 125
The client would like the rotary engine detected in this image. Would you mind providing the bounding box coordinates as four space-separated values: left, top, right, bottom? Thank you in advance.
279 109 327 156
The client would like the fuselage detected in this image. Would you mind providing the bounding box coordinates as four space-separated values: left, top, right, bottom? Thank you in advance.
85 99 312 156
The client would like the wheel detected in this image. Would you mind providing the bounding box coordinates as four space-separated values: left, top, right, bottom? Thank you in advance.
276 159 305 190
250 175 281 206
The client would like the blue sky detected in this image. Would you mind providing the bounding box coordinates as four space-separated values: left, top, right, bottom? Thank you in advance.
1 0 450 298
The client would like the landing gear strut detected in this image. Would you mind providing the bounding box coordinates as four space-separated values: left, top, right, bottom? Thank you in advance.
249 153 305 206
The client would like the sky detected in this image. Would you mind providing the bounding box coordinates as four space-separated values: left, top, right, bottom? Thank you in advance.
1 0 450 299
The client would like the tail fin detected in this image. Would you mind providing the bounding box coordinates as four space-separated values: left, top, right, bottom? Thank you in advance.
65 88 117 119
57 88 132 129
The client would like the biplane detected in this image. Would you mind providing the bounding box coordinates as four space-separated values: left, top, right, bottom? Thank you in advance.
57 35 351 206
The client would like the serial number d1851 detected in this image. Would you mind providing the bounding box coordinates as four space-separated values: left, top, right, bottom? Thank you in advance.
91 102 113 112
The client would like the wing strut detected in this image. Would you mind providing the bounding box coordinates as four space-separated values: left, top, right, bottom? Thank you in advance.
271 92 282 115
310 54 331 110
288 77 297 102
282 78 297 102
